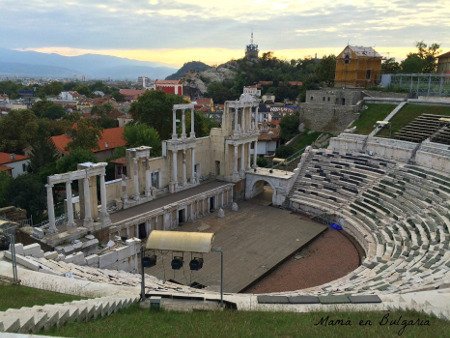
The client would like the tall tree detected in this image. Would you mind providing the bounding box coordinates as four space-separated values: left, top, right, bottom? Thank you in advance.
0 172 12 208
0 109 38 153
55 148 96 173
67 119 102 151
124 123 161 155
129 90 184 140
280 112 300 141
28 121 58 175
32 100 65 120
382 57 401 74
400 41 440 73
316 55 336 86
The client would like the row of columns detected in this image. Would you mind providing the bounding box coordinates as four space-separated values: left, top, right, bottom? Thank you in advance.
46 171 109 233
172 108 195 140
171 148 196 189
232 106 259 134
232 140 258 175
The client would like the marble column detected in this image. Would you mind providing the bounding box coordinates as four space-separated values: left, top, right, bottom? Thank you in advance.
247 142 252 169
233 144 238 174
191 148 196 184
83 177 93 226
133 158 140 200
172 109 177 139
99 173 110 225
145 168 152 197
46 184 56 232
233 108 238 132
190 109 195 138
181 110 186 139
65 180 75 227
253 140 258 168
182 150 187 186
172 150 178 187
240 143 245 173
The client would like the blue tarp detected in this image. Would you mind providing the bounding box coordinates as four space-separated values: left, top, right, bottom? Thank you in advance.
330 223 343 231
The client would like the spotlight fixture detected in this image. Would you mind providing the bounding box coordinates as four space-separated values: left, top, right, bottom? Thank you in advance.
189 257 204 271
171 256 184 270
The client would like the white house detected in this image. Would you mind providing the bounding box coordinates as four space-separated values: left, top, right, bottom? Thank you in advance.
0 152 30 178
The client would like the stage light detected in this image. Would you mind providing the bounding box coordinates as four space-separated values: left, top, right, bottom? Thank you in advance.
171 256 184 270
189 257 204 271
142 254 157 268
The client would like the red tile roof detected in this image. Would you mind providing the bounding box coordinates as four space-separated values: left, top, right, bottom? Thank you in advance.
0 165 12 173
51 127 126 154
0 152 29 165
119 89 145 100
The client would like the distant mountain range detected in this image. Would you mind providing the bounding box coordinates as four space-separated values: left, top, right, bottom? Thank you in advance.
0 48 177 80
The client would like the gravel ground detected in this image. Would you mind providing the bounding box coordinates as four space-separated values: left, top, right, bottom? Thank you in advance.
245 229 360 293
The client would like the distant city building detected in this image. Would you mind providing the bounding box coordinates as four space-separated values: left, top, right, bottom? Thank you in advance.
437 52 450 74
0 152 29 178
119 89 146 101
155 80 183 96
58 91 80 101
335 45 382 88
245 33 259 61
138 76 151 88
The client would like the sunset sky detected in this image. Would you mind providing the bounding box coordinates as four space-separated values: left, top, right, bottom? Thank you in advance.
1 0 449 67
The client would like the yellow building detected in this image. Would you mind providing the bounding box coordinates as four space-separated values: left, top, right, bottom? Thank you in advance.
335 45 382 88
436 52 450 74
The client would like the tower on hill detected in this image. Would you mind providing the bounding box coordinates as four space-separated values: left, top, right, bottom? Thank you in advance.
245 32 259 61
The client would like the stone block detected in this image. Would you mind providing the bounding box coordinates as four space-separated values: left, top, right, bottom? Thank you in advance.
11 243 24 255
32 227 45 239
44 251 59 260
23 243 42 257
73 242 83 250
98 251 118 268
257 295 289 304
116 246 132 261
85 234 95 240
33 249 45 258
4 251 40 271
82 238 99 249
62 245 75 255
85 254 99 267
288 295 320 304
56 254 65 261
349 295 382 304
319 295 350 304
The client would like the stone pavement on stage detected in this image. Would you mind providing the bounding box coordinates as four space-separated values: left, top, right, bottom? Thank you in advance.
145 200 326 293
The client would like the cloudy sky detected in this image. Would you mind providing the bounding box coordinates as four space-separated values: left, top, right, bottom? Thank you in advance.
1 0 449 67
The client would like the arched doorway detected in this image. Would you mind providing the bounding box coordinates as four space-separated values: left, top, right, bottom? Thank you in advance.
251 179 275 205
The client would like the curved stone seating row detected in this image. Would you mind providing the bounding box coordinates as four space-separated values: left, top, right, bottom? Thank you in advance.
0 294 139 333
288 150 450 295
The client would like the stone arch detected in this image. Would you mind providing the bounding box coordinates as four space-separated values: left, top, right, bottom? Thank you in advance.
246 178 277 204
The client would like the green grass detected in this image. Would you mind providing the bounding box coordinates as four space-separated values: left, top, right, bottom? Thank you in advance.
45 305 450 338
289 130 322 152
0 283 84 311
377 103 450 137
352 104 397 135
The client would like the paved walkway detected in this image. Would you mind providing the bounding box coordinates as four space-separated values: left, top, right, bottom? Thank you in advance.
145 200 326 293
110 181 231 223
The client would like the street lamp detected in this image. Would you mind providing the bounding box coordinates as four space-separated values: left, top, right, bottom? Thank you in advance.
211 247 224 308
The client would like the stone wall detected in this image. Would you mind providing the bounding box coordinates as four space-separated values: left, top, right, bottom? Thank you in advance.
300 105 359 132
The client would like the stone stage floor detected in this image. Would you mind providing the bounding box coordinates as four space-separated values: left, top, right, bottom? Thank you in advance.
144 199 326 293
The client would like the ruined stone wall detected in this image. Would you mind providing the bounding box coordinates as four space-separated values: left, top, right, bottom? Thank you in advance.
299 105 359 133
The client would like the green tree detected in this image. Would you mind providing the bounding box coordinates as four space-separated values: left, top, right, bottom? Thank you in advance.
382 58 401 74
36 81 63 98
55 148 96 173
0 109 38 153
28 122 58 175
67 119 102 151
6 173 46 221
0 172 12 207
124 123 161 155
185 112 218 137
31 100 65 120
275 144 295 158
130 90 184 140
316 55 336 86
279 112 300 141
400 41 440 73
206 81 236 104
91 103 119 129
